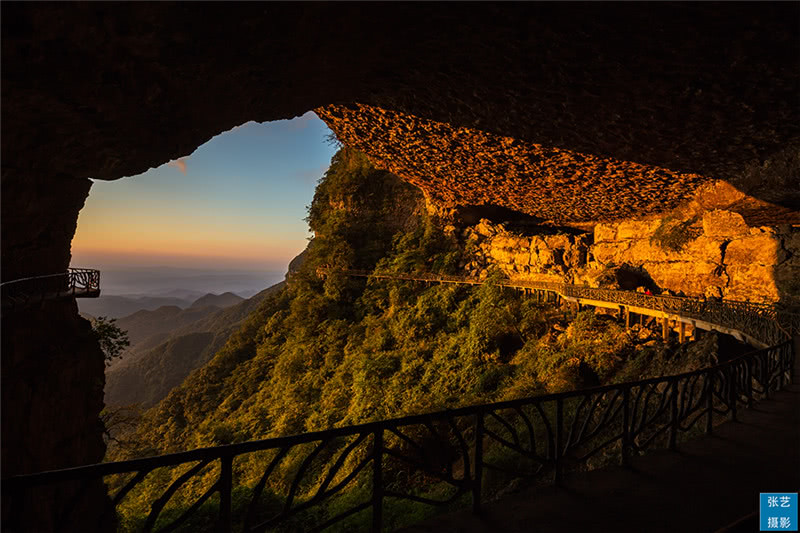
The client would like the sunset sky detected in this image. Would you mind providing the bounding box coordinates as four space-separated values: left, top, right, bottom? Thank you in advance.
71 112 337 273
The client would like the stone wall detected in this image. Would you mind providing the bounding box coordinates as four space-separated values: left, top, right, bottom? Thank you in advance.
460 210 799 305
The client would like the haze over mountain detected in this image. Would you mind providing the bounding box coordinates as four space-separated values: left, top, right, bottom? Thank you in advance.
91 267 286 298
105 282 285 408
190 292 244 309
79 295 195 320
76 268 283 318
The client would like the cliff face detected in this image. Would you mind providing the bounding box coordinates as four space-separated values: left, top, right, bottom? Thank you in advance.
317 103 799 304
458 208 799 305
1 300 113 532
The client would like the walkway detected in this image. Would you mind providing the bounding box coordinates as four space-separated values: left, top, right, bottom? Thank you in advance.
338 269 799 348
0 268 100 310
402 352 800 533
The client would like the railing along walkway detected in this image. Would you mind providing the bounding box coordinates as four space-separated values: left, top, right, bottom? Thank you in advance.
2 269 796 533
339 268 799 348
0 268 101 310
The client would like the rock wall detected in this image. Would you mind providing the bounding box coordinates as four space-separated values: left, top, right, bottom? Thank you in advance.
460 210 799 305
1 300 113 532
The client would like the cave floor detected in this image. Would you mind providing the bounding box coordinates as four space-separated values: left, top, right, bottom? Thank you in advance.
401 343 800 533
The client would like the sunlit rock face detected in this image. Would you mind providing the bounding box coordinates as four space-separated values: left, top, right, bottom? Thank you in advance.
317 104 711 224
460 206 799 305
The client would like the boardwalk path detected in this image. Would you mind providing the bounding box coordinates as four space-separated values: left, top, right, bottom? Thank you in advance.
401 346 800 533
339 269 797 347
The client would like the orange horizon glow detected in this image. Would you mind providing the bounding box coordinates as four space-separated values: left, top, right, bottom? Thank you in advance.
69 113 336 273
71 213 309 268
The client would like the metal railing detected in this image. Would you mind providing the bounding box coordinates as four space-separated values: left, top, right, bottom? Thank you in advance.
0 268 100 310
343 269 799 345
2 270 796 533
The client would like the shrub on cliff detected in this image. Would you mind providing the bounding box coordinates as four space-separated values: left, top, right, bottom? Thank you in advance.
651 215 701 251
91 316 130 365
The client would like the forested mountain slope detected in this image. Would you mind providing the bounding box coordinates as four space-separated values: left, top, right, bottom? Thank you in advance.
116 149 712 456
105 283 284 407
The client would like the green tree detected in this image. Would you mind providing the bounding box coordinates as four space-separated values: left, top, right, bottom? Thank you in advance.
92 316 130 365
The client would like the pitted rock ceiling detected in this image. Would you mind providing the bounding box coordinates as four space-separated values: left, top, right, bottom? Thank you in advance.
317 104 712 224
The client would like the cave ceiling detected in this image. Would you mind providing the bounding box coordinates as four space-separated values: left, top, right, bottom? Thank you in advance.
2 3 799 219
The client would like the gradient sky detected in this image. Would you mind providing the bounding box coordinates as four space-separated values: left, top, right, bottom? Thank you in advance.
71 112 337 272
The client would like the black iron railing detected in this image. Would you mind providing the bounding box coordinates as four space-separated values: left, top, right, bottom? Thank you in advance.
0 268 100 310
2 271 796 532
344 269 799 345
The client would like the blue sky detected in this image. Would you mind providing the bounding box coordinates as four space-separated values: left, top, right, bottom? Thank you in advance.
71 112 337 272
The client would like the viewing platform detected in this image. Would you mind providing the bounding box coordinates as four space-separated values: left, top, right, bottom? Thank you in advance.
0 268 100 311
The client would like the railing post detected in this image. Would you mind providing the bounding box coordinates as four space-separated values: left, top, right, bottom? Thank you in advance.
473 412 484 514
761 351 770 399
372 429 383 533
705 372 714 435
728 366 737 422
218 454 233 533
622 387 631 465
554 398 563 485
669 380 678 450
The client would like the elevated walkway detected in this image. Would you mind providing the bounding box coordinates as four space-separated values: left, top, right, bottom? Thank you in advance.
0 268 100 311
342 269 797 349
403 353 800 532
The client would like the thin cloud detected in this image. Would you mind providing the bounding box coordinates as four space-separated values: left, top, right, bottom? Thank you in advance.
167 158 188 174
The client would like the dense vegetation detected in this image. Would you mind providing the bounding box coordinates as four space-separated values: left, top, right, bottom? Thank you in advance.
109 148 714 531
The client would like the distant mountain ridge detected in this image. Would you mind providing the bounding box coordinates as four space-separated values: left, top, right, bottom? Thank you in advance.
105 282 285 408
190 292 244 309
103 292 247 361
78 295 195 319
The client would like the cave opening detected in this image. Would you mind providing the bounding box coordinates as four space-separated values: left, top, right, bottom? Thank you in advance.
451 203 590 237
71 112 336 302
2 3 798 531
71 112 340 412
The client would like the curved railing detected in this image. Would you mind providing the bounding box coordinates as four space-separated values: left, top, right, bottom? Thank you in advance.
0 268 100 310
2 269 796 533
343 269 798 346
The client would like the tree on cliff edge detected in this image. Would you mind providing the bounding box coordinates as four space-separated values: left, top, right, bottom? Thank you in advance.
91 316 130 365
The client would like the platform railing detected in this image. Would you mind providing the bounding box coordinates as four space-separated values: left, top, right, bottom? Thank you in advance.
0 268 100 310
